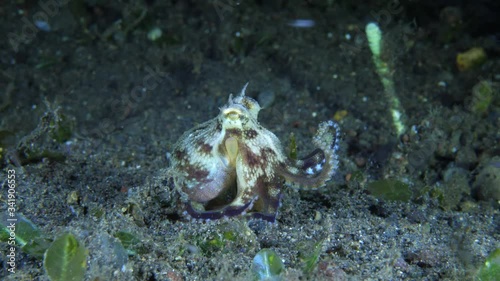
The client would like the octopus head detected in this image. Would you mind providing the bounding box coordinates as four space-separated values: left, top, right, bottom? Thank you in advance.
218 83 261 131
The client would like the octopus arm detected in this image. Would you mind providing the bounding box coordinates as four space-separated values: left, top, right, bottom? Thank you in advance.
248 177 283 222
278 121 340 189
185 200 255 220
232 147 283 222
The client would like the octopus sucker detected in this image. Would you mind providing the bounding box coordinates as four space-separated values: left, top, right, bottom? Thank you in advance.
168 84 340 222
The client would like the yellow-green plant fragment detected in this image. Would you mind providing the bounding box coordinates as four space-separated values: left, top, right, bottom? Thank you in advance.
114 231 142 255
223 230 236 241
301 240 323 276
471 80 494 115
367 179 411 202
44 233 87 281
288 133 297 160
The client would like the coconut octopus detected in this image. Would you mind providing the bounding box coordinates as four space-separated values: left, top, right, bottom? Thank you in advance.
169 84 340 222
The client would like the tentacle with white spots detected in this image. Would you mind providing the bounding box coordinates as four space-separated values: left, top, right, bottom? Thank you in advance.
278 120 340 189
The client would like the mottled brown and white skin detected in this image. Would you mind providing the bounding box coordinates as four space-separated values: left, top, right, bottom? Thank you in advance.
168 83 340 222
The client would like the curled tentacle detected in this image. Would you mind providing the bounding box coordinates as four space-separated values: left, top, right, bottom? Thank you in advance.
278 120 340 189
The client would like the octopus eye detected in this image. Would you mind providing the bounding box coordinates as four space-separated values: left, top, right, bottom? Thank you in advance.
223 109 242 120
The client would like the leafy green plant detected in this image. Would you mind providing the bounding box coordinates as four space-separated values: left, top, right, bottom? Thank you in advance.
300 240 323 276
44 233 87 281
193 222 255 257
367 179 411 202
0 213 52 259
476 248 500 281
252 249 284 281
114 231 147 255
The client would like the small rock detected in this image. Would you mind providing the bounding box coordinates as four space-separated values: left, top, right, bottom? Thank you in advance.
317 261 348 281
405 249 441 268
473 156 500 201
